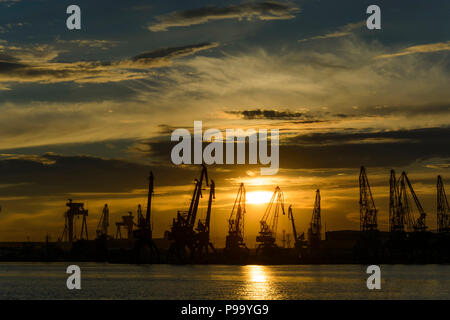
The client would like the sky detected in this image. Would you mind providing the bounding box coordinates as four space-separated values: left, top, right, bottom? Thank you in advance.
0 0 448 246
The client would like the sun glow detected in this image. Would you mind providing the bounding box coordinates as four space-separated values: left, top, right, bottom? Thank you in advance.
246 191 273 204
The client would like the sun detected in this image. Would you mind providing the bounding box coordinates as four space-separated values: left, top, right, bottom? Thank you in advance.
246 191 273 204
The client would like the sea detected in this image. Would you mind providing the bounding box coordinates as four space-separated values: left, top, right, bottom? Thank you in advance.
0 263 449 299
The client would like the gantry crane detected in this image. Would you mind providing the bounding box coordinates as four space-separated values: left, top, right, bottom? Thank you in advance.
195 179 216 257
96 204 109 239
308 189 321 244
168 165 210 260
61 199 89 243
437 175 449 233
256 186 285 252
398 172 427 232
115 211 134 240
359 167 378 232
225 183 248 253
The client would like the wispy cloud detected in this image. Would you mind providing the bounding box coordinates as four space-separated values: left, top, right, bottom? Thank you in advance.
0 42 219 84
148 1 300 32
375 41 450 59
298 21 365 42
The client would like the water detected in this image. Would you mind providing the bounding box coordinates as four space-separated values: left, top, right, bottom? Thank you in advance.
0 263 449 299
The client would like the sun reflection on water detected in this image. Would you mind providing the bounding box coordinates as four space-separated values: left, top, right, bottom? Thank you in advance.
240 265 281 299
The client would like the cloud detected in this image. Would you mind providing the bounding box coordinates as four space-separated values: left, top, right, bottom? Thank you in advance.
55 39 120 50
375 41 450 59
226 109 307 120
279 127 450 169
148 1 300 31
0 42 218 84
298 21 365 42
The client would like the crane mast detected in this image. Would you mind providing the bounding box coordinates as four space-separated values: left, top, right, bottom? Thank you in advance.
308 189 321 242
226 183 246 248
359 167 378 232
437 175 449 233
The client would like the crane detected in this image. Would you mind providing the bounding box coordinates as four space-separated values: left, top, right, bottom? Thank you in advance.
115 211 134 240
437 175 449 233
61 199 89 243
389 170 404 232
398 172 427 232
225 183 247 252
168 165 209 260
308 189 321 244
288 205 305 251
256 186 285 252
96 204 109 239
359 166 378 232
195 179 216 256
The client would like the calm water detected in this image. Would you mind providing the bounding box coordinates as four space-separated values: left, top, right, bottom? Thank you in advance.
0 263 449 299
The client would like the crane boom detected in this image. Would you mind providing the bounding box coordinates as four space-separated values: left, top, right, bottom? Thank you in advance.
399 172 427 232
288 205 298 243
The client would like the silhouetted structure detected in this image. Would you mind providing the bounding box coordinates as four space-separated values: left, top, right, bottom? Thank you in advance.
61 199 88 243
437 175 449 233
256 186 285 254
225 183 248 257
96 204 109 239
308 189 321 245
115 212 134 240
168 165 213 262
133 172 159 261
359 166 378 232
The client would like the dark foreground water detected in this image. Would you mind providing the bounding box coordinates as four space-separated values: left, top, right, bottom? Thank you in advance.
0 263 449 299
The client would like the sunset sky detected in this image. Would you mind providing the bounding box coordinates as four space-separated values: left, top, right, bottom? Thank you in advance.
0 0 448 246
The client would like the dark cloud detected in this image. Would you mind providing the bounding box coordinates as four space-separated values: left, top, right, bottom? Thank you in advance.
0 152 249 198
280 127 450 168
227 109 307 120
139 126 450 169
149 2 300 31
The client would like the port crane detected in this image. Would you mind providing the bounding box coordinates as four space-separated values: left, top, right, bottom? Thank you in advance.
359 166 378 232
225 183 248 253
256 186 285 252
308 189 321 244
133 172 158 257
288 205 305 252
96 204 109 239
398 172 427 232
61 199 89 243
437 175 449 233
168 165 210 260
115 211 134 240
389 170 404 233
195 179 216 257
